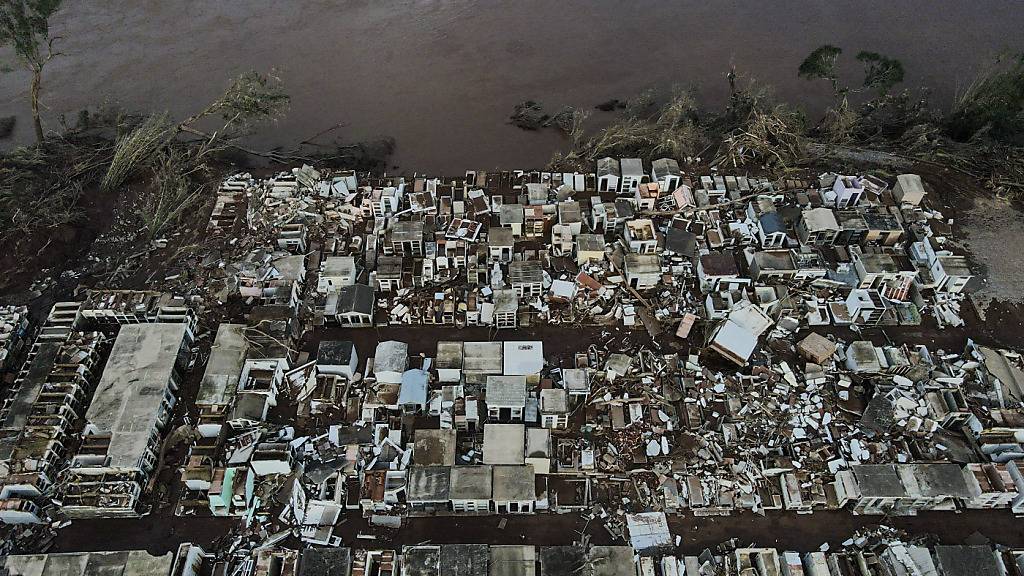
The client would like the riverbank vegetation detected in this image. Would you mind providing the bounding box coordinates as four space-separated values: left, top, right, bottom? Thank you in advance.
0 1 401 281
548 47 1024 200
0 70 290 260
547 79 808 174
4 4 1024 290
105 70 290 239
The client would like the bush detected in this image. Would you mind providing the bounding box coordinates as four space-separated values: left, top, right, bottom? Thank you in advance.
946 54 1024 144
101 113 173 192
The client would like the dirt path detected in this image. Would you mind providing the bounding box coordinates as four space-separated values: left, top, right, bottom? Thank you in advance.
50 508 1024 556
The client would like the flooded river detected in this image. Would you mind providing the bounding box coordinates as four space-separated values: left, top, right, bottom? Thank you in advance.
1 1 1021 173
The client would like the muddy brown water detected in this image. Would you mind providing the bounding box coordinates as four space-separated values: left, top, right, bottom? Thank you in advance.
1 1 1023 174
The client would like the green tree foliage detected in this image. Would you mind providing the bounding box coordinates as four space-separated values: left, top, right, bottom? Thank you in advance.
857 51 905 95
798 45 843 93
797 45 908 147
855 89 935 140
0 0 63 143
179 70 290 140
798 45 905 97
102 70 289 192
0 68 292 269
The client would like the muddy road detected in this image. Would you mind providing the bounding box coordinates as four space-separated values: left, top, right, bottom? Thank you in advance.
51 508 1024 555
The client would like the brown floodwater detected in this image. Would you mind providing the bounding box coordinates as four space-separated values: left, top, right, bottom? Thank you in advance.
1 1 1022 174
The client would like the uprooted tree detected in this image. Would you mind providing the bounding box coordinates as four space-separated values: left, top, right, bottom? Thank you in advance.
0 0 64 144
0 69 291 275
856 51 905 96
177 70 291 147
101 71 290 193
713 78 807 170
100 70 290 238
548 88 708 173
547 76 814 176
136 149 207 240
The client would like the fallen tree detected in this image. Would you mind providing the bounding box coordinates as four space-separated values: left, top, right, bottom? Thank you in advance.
548 88 708 172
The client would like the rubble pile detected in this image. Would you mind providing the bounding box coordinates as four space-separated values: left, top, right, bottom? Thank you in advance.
0 160 1022 571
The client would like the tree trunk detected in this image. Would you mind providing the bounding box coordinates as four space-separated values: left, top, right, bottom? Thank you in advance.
30 69 43 144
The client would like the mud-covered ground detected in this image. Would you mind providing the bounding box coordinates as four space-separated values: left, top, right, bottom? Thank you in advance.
914 162 1024 346
8 158 1024 555
961 194 1024 320
50 507 1024 556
